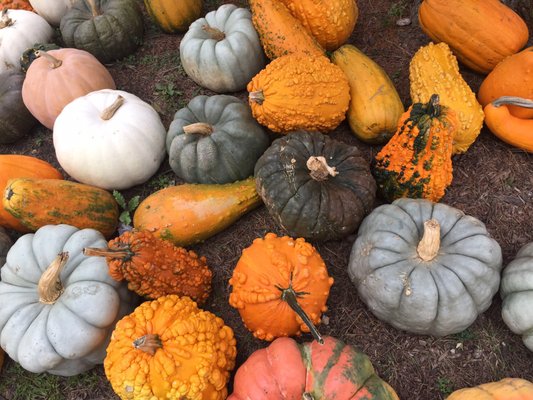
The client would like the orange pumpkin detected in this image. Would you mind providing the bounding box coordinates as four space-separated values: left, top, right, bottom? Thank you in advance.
447 378 533 400
1 0 32 10
144 0 202 33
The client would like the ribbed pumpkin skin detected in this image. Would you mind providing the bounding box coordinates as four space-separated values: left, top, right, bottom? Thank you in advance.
3 178 119 238
144 0 202 33
447 378 533 400
278 0 358 51
332 44 403 144
248 55 350 133
418 0 529 74
0 155 63 232
409 42 484 154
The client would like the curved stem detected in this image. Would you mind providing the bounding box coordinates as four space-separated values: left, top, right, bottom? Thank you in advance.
249 90 265 105
306 156 338 181
183 122 214 135
38 252 69 304
427 94 441 118
83 246 133 260
416 219 441 261
86 0 101 16
492 96 533 109
101 95 125 120
133 334 162 356
35 51 62 69
201 25 225 41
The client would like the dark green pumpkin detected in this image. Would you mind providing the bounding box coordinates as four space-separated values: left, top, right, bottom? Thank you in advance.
0 227 12 266
0 71 37 144
20 43 61 73
166 95 270 184
254 131 377 241
60 0 144 64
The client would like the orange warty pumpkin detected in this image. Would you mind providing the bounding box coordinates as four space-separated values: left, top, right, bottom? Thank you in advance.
447 378 533 400
1 0 33 10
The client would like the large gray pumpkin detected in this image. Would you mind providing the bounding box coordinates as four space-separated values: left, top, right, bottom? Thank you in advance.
501 242 533 351
348 198 503 336
166 94 269 184
180 4 265 93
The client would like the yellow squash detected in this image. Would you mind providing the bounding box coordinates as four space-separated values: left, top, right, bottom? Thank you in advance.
144 0 202 33
447 378 533 400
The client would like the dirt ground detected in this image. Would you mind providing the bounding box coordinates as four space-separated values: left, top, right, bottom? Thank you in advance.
1 0 533 399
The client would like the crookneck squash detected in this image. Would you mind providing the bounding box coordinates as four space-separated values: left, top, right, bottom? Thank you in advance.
144 0 202 33
447 378 533 400
372 94 457 202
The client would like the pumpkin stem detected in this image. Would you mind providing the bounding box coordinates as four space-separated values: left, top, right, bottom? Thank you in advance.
133 334 162 356
202 24 226 41
101 95 125 120
83 246 133 261
416 219 440 261
492 96 533 109
302 394 314 400
183 122 214 135
0 9 13 28
38 252 69 304
306 156 338 181
249 90 265 105
426 94 441 118
86 0 101 16
35 51 62 69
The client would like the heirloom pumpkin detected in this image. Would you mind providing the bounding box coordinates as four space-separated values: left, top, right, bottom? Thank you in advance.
229 233 333 342
0 227 11 266
447 378 533 400
144 0 202 33
0 224 136 375
348 198 503 336
54 89 166 190
255 131 376 241
229 336 400 400
104 295 237 400
29 0 73 25
1 0 33 10
166 95 269 184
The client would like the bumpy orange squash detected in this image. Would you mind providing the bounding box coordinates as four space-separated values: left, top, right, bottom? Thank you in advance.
144 0 202 33
1 0 33 10
447 378 533 400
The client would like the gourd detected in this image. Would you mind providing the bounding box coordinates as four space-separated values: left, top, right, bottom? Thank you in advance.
133 177 261 246
254 131 376 241
0 155 63 232
29 0 73 26
229 336 400 400
500 242 533 351
409 42 484 153
22 49 116 130
104 295 237 400
478 47 533 119
180 4 265 93
331 44 404 144
278 0 358 51
60 0 144 64
3 177 119 238
166 94 269 184
348 198 503 336
0 9 53 73
372 94 457 202
53 89 166 190
1 0 33 10
144 0 202 33
248 0 324 60
0 71 37 144
447 378 533 400
0 227 11 265
248 54 350 133
0 224 136 375
83 229 212 304
418 0 529 74
229 233 333 342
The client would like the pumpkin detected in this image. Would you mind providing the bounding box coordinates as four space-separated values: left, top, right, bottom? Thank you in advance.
254 131 376 241
3 177 119 238
53 89 166 190
418 0 529 74
20 42 60 73
60 0 144 64
133 177 261 247
248 0 324 60
0 155 63 232
0 224 136 375
248 54 350 133
483 96 533 153
166 94 269 184
372 94 457 202
83 229 212 303
0 71 37 144
331 44 404 144
29 0 73 25
409 42 484 154
104 295 237 400
348 198 503 336
0 9 53 73
229 232 333 342
447 378 533 400
144 0 202 33
278 0 358 51
0 227 11 266
500 242 533 351
22 49 116 130
180 4 266 93
478 47 533 119
229 336 400 400
1 0 33 11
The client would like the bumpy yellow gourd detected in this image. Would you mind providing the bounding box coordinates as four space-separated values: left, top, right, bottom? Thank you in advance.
409 42 484 154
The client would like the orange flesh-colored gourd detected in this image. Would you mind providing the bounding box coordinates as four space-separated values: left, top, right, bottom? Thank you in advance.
1 0 33 10
83 229 212 303
229 232 334 342
447 378 533 400
143 0 202 33
0 155 63 232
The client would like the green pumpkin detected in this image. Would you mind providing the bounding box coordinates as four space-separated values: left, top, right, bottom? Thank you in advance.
254 131 376 241
166 95 270 184
60 0 144 64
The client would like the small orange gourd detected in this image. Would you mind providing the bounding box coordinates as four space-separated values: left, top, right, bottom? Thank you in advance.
447 378 533 400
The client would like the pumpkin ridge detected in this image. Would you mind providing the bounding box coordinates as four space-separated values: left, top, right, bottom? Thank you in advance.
305 339 345 397
436 259 479 308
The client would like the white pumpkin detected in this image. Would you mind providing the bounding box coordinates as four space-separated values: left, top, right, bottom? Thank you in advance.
53 89 166 190
29 0 73 26
180 4 266 93
0 224 136 376
0 9 54 73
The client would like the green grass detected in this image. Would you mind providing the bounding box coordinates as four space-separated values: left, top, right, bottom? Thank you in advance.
436 376 454 396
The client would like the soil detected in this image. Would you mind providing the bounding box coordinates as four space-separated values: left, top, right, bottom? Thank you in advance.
1 0 533 399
